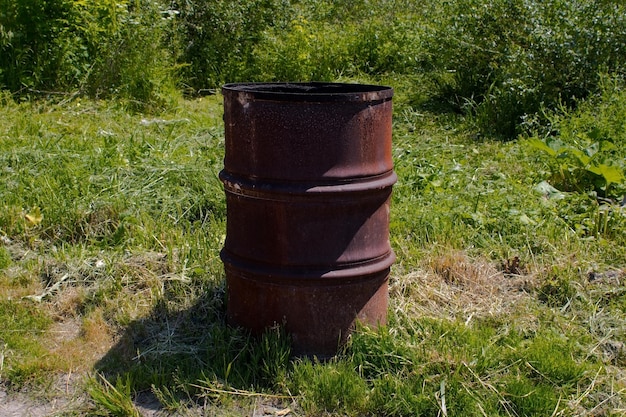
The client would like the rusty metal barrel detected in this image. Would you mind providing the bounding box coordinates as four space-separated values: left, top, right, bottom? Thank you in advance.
220 82 396 356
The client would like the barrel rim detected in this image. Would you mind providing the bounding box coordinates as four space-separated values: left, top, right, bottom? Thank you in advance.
220 169 397 198
221 248 396 281
222 82 393 102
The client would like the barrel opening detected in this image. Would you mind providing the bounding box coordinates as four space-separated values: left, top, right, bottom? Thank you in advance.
222 82 393 102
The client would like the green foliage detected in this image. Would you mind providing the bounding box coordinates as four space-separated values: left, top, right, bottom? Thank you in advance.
251 16 339 82
250 0 427 82
80 0 181 110
527 75 626 198
0 247 11 270
0 0 76 91
349 324 414 380
522 334 588 384
3 0 626 130
0 300 51 384
290 359 369 415
251 14 423 82
174 0 290 90
501 376 559 417
0 0 179 109
0 97 225 245
538 270 577 308
341 319 595 416
198 325 291 389
527 137 624 196
1 6 626 411
426 0 626 137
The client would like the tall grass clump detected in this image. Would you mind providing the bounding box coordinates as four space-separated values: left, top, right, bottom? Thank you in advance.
425 0 626 138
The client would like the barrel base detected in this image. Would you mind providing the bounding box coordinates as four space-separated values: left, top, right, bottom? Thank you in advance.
225 264 389 357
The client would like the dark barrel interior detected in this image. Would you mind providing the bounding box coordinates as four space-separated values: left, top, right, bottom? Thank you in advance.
222 82 393 102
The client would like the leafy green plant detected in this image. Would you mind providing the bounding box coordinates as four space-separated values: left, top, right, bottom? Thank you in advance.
250 1 427 83
0 0 180 109
537 270 577 308
80 0 181 110
0 0 76 91
527 136 624 197
527 75 626 198
173 0 290 90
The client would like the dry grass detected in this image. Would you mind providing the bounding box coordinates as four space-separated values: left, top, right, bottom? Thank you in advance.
390 250 537 323
4 250 184 376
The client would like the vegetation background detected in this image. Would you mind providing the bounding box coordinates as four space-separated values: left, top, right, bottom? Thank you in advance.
0 0 625 415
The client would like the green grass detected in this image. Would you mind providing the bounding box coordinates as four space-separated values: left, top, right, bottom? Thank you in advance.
1 5 626 410
0 300 51 385
0 89 623 415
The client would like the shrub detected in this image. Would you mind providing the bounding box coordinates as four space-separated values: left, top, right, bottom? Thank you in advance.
426 0 626 138
0 0 77 91
81 0 181 110
250 16 346 82
250 2 426 82
173 0 290 90
0 0 179 109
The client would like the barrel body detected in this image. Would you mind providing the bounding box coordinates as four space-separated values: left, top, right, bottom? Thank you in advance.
220 82 395 356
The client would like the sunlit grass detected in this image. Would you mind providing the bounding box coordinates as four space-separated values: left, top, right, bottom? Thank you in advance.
0 88 624 415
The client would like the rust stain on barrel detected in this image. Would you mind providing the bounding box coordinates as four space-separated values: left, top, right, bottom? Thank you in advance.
220 82 396 356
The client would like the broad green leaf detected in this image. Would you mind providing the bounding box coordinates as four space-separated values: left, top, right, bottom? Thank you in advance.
24 207 43 226
565 147 590 165
587 164 625 186
600 141 616 152
526 138 557 156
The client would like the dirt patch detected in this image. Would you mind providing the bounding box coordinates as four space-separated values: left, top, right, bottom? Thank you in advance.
0 392 60 417
0 373 86 417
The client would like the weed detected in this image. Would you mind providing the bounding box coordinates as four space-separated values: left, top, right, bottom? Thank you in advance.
0 247 11 270
527 75 626 198
537 267 579 308
290 359 369 416
87 373 141 417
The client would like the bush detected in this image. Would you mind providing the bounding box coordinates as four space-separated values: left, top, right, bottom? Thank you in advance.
81 0 181 110
0 0 77 91
0 0 179 109
250 2 426 82
250 16 345 82
173 0 290 90
426 0 626 138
